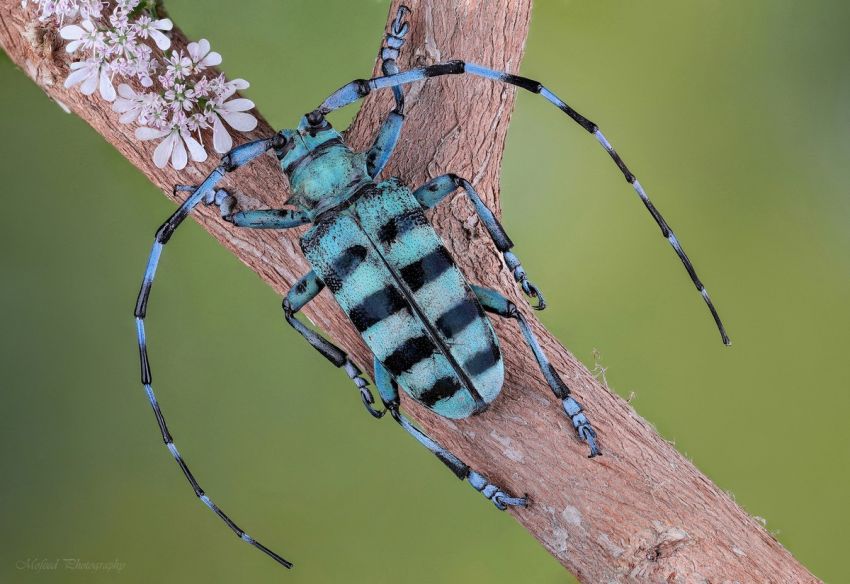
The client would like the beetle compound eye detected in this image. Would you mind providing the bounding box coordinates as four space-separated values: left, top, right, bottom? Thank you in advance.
273 133 294 158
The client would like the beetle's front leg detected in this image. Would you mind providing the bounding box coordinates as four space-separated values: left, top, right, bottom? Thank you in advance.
363 5 411 178
175 185 311 229
412 174 546 309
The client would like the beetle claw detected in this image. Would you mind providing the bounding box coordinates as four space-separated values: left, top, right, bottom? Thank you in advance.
521 279 546 311
360 386 386 419
393 6 411 32
579 426 601 458
492 492 528 510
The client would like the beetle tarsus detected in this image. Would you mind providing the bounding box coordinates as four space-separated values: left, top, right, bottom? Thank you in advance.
502 251 547 310
468 471 528 510
580 425 601 458
202 188 238 219
520 277 546 311
562 396 601 457
492 492 529 510
359 386 386 418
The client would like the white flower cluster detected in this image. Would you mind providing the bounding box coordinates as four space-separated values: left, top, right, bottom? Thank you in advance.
22 0 104 25
23 0 258 170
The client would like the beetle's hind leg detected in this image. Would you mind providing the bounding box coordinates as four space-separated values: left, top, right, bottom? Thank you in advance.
283 271 385 418
471 285 600 457
373 358 527 510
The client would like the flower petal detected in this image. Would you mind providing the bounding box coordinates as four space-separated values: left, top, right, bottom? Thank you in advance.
221 98 254 113
99 69 116 101
80 69 98 95
119 109 141 124
112 97 135 113
153 133 176 169
64 65 91 88
153 18 173 32
183 133 208 163
212 115 232 153
171 136 187 170
201 51 222 67
186 41 199 60
136 126 169 141
218 85 237 101
220 111 258 132
113 99 131 113
59 24 85 40
149 28 171 51
117 83 136 99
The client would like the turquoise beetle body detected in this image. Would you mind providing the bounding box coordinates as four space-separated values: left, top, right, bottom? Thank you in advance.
284 118 502 419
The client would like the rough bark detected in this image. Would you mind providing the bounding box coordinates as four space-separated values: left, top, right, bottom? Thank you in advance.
0 1 820 582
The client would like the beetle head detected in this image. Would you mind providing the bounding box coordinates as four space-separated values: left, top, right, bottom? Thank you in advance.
275 112 369 217
275 112 342 173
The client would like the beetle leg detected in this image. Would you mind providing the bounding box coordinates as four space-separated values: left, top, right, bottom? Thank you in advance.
373 358 527 510
228 207 310 229
283 271 385 418
364 5 411 178
471 285 600 457
175 184 311 228
412 174 545 310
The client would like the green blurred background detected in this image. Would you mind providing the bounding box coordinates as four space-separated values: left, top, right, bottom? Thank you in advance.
2 1 848 582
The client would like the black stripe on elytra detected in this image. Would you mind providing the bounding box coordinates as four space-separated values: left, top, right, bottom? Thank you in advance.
299 220 332 257
383 335 435 375
377 208 426 245
330 245 367 281
323 273 344 294
349 286 408 332
399 247 454 292
464 344 502 376
377 217 398 244
435 300 480 339
418 376 463 407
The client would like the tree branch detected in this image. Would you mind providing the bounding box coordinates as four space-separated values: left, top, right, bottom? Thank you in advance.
0 1 820 581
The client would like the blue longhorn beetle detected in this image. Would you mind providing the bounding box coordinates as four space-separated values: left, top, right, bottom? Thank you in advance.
134 6 729 569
